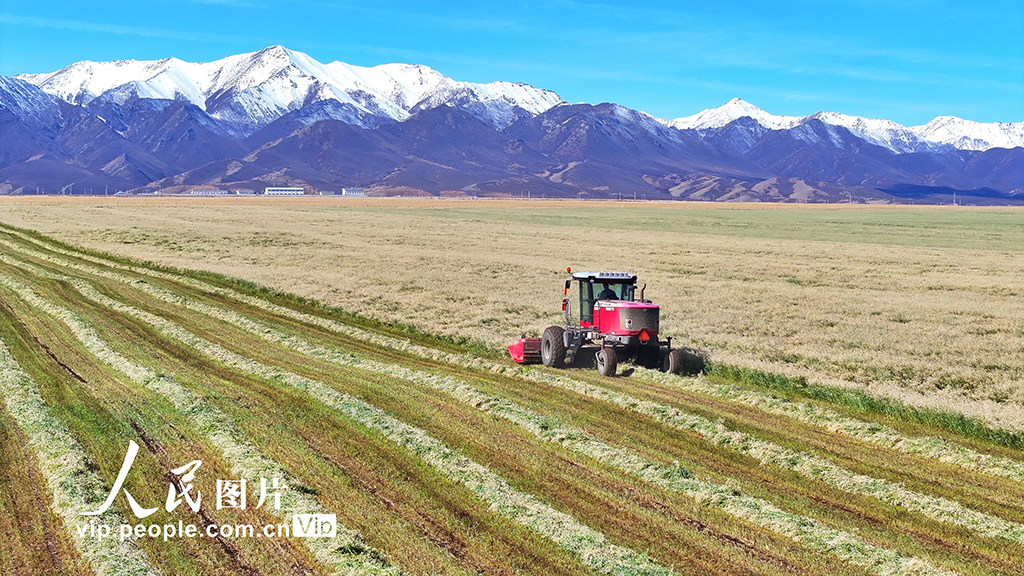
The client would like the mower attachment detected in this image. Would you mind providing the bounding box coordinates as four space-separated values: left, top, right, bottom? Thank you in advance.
509 337 542 364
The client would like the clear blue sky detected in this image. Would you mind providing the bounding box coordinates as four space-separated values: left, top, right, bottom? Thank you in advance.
1 0 1021 125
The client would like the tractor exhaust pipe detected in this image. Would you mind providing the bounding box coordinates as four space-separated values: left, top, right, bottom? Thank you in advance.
639 283 646 302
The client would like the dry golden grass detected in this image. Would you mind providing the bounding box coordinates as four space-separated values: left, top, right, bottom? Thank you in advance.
2 196 1022 429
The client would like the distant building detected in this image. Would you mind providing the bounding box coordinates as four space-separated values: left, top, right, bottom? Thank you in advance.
235 189 255 195
191 189 227 196
341 188 366 197
264 187 305 196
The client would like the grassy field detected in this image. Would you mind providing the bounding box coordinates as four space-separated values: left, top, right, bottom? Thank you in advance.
0 197 1022 430
0 212 1023 575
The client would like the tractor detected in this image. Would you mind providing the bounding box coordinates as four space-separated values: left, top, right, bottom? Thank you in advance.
509 268 691 377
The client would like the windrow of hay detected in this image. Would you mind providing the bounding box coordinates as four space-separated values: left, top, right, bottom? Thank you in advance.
634 368 1024 483
16 267 676 576
0 338 159 576
0 253 974 575
38 244 1024 548
6 233 1020 487
0 271 403 576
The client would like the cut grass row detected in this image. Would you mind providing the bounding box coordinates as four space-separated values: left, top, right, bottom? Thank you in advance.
2 233 1015 569
0 269 401 576
0 339 98 576
61 280 589 576
704 364 1024 452
0 281 326 575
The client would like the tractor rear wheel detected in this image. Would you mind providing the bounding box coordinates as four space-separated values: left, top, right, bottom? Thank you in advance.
664 349 685 374
664 348 707 375
596 347 618 377
541 326 567 367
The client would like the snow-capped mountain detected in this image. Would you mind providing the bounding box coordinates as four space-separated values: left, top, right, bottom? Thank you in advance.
668 98 1022 153
18 46 564 135
1 46 1021 202
911 116 1024 152
668 98 802 131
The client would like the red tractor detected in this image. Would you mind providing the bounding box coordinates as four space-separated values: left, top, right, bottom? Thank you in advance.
509 268 690 377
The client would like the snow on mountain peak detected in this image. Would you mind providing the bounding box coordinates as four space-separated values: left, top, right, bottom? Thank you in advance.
665 99 1021 153
910 116 1024 151
16 46 566 135
17 47 1017 153
669 98 801 131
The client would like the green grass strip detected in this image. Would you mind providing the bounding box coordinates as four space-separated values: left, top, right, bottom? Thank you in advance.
636 369 1024 484
706 363 1024 450
0 271 402 576
0 337 159 576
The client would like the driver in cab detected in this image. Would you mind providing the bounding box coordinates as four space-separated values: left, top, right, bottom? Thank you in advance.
596 284 619 301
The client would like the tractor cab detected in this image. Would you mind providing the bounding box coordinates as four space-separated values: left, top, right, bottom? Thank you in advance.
564 271 638 326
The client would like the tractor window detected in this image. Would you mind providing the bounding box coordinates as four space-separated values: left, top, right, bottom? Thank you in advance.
623 284 635 301
596 283 617 301
596 282 635 301
579 281 594 323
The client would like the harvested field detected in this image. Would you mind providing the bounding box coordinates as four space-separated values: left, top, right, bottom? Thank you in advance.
0 220 1023 575
0 197 1021 429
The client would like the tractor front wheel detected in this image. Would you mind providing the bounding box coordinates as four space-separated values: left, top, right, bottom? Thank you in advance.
541 326 567 367
596 347 618 377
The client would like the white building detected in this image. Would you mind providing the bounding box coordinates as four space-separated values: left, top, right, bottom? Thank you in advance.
235 189 255 195
191 189 227 196
341 188 366 197
264 187 305 196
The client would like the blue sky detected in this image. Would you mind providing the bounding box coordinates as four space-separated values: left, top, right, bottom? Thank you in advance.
0 0 1021 125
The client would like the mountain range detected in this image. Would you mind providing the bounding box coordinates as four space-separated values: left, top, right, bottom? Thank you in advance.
1 45 1021 203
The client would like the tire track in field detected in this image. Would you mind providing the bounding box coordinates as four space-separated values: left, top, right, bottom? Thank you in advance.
1 254 975 576
0 271 403 576
3 245 1022 548
7 228 1018 486
0 337 160 576
0 263 676 576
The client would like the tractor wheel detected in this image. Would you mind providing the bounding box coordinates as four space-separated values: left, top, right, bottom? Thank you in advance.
664 348 707 375
664 349 685 374
596 347 618 377
541 326 567 367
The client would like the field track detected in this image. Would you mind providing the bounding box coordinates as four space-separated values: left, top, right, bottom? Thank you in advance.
1 223 1023 576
